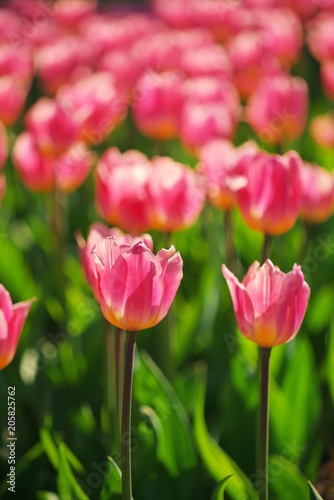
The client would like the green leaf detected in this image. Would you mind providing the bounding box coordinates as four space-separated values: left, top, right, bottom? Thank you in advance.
100 456 122 500
57 442 90 500
211 475 233 500
36 492 60 500
327 317 334 406
193 366 257 500
134 351 197 477
269 455 309 499
308 481 324 499
40 428 59 470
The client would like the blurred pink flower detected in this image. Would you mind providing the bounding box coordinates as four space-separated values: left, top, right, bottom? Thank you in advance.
222 259 310 347
199 139 259 210
92 237 183 331
77 223 153 298
95 148 152 234
280 0 316 19
0 42 33 84
179 43 232 79
147 156 206 232
0 76 29 126
227 31 282 99
0 120 8 169
25 97 78 156
246 74 308 144
300 162 334 223
53 0 97 28
234 151 303 235
132 70 184 141
57 72 127 145
321 60 334 100
13 132 93 192
307 13 334 62
0 174 6 202
309 113 334 147
0 285 35 370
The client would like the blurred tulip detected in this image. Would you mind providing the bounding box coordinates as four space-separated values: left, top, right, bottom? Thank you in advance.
0 284 35 370
0 42 33 84
53 0 97 28
132 71 184 140
309 113 334 147
246 74 308 144
179 43 232 79
321 60 334 100
95 148 152 233
0 120 7 169
147 156 206 232
234 151 303 235
25 97 77 156
300 163 334 223
13 132 93 192
280 0 316 19
307 13 334 62
0 76 29 126
227 31 282 99
57 72 127 145
199 139 259 210
92 238 183 331
76 223 153 297
222 259 310 347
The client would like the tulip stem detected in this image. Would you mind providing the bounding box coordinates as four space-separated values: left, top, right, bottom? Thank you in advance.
224 210 235 272
121 330 137 500
258 346 271 500
115 327 124 439
104 321 119 450
262 234 271 263
52 190 66 326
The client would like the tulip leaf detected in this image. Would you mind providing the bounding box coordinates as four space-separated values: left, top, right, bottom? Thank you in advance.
281 338 321 462
57 442 90 500
134 351 197 477
40 428 59 470
268 455 309 499
210 475 233 500
193 368 257 499
100 456 122 499
308 480 324 499
36 492 60 500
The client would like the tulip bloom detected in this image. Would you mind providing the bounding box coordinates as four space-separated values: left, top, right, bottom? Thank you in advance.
199 139 258 210
300 163 334 223
0 76 29 127
76 223 153 297
246 74 308 145
92 238 183 331
309 113 334 148
0 285 35 370
95 148 152 233
234 151 302 235
147 157 206 232
222 260 310 347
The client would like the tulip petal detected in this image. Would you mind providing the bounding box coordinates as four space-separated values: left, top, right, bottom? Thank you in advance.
156 247 183 322
275 265 310 344
0 284 13 330
222 264 254 340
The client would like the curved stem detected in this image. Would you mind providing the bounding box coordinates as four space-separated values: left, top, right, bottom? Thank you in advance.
121 331 137 500
258 347 271 500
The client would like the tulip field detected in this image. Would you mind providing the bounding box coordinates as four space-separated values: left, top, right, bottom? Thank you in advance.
1 0 334 499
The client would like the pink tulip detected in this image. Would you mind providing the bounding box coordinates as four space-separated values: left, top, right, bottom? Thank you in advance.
300 163 334 223
35 35 96 95
0 120 8 169
280 0 316 19
57 72 127 145
246 74 308 145
0 76 29 126
321 60 334 100
0 285 35 370
13 132 93 193
222 260 310 347
307 13 334 62
97 47 143 97
76 223 153 298
199 139 259 210
132 71 184 141
234 151 303 235
147 156 206 232
178 43 232 79
0 42 33 84
309 113 334 148
53 0 97 28
25 98 78 156
92 238 183 331
95 148 152 233
227 31 281 99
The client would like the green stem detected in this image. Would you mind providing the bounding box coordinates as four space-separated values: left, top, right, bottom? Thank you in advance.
258 347 271 500
104 320 117 448
262 234 271 263
224 210 235 272
52 190 66 326
115 327 124 440
121 330 137 500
